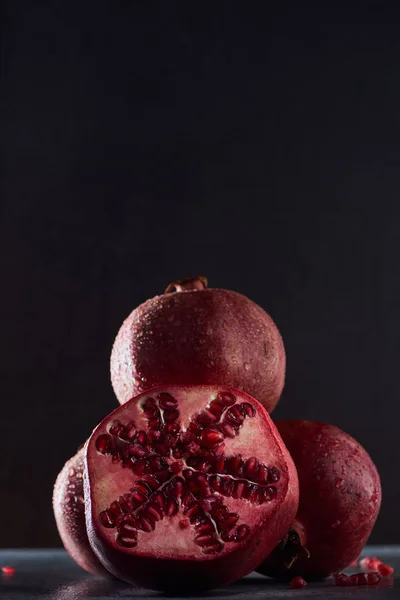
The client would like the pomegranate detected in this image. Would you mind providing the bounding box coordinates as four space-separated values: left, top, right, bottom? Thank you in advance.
110 277 285 413
84 385 298 591
53 449 110 576
257 421 381 581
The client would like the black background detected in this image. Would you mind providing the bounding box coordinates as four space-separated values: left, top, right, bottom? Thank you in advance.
1 2 399 547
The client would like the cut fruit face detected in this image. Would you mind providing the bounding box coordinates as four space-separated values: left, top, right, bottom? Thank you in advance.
85 385 298 590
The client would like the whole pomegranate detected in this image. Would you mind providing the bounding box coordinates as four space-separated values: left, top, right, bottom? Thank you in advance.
257 420 381 580
110 277 285 413
53 448 110 577
84 384 298 591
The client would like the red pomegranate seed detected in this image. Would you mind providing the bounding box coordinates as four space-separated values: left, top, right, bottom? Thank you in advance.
378 563 394 577
369 557 382 570
1 566 15 576
335 573 349 586
348 574 359 586
157 392 178 409
216 391 237 406
234 524 250 542
290 576 307 589
367 572 381 585
179 518 190 529
201 427 225 447
95 434 112 454
239 402 256 417
356 573 369 585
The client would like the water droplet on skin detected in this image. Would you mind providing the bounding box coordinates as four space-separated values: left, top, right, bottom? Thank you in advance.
231 356 238 363
222 322 229 331
69 468 75 477
331 519 341 529
335 478 343 489
243 362 250 371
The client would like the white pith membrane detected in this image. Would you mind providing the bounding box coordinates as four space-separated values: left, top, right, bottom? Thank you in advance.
87 385 287 561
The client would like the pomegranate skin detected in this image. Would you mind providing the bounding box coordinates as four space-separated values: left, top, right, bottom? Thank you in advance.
110 277 285 414
53 449 110 577
84 385 298 592
257 421 382 580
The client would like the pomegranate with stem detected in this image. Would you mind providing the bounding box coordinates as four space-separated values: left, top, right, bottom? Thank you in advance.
257 420 381 580
84 385 299 592
110 276 285 414
53 448 110 576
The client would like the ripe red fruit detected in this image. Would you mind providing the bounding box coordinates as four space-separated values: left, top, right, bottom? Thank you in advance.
53 449 110 576
84 385 298 591
378 563 394 577
257 421 381 580
290 576 307 589
110 277 285 414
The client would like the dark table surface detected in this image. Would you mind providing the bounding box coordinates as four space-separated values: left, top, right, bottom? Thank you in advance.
0 546 398 600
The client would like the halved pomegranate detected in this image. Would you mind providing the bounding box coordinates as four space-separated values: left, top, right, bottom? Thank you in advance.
84 385 298 591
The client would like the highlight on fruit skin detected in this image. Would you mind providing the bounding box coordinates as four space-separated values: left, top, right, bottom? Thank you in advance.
110 276 286 414
256 420 382 581
53 448 110 577
84 384 299 592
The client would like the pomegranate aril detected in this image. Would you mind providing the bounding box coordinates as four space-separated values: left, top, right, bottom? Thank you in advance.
257 465 269 484
140 474 161 491
226 456 243 477
196 534 218 547
225 406 245 425
213 506 229 520
218 513 239 531
109 421 123 436
367 572 381 585
157 392 178 409
95 434 112 454
202 542 224 554
216 391 236 406
348 574 359 586
1 566 15 576
239 402 256 418
148 418 161 430
100 510 116 528
220 477 234 496
142 397 156 412
179 518 190 529
261 486 277 502
222 531 236 542
129 445 146 458
290 576 307 589
117 534 137 548
119 494 133 513
170 460 183 474
268 466 280 483
164 409 179 423
219 423 236 438
235 524 250 542
196 522 214 535
201 427 225 447
209 475 222 491
140 516 155 532
232 480 245 499
378 563 394 576
131 491 147 505
184 502 202 519
136 431 147 446
131 459 147 475
335 573 349 586
165 497 179 517
356 573 369 585
153 443 170 457
153 492 166 509
244 457 259 479
144 503 163 521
